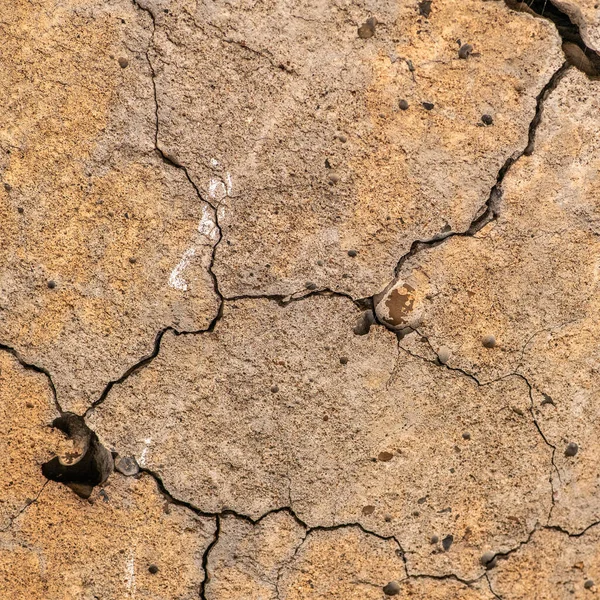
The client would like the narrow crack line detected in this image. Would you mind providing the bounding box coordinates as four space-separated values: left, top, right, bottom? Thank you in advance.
200 19 297 75
1 480 49 533
199 514 220 600
224 288 371 309
383 59 567 293
0 343 63 415
83 326 171 418
403 570 487 588
543 519 600 538
511 372 560 522
133 467 409 574
485 571 503 600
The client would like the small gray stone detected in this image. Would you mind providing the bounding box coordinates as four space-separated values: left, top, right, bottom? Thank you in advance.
565 442 579 457
438 346 451 364
270 385 279 393
482 114 494 126
115 455 140 477
347 249 358 257
118 57 129 68
399 99 409 110
480 551 496 566
584 579 594 589
383 580 401 596
458 43 473 59
305 282 317 290
482 334 496 348
430 535 439 544
358 17 377 39
462 431 471 440
442 534 454 551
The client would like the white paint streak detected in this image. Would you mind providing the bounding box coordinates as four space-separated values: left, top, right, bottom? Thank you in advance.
138 438 152 467
126 548 136 597
225 172 233 196
168 248 196 292
208 178 226 202
198 205 219 241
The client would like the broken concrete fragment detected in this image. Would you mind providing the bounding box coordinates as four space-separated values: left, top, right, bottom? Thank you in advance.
374 275 428 331
205 512 306 599
395 70 600 534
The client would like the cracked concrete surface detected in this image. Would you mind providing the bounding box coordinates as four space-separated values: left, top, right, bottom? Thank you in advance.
3 0 600 597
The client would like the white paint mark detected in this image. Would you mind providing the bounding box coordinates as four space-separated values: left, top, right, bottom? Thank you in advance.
138 438 152 467
208 178 226 202
126 547 136 597
225 172 233 196
168 248 196 291
198 205 219 242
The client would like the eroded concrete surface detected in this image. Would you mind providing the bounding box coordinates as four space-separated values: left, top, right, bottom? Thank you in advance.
2 0 600 597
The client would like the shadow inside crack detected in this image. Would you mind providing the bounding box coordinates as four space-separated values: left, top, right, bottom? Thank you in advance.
42 413 113 499
506 0 600 75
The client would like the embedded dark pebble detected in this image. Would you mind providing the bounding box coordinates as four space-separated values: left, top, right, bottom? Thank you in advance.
148 564 159 574
316 260 324 266
482 334 496 348
399 99 409 110
541 393 555 406
462 431 471 440
383 581 401 596
422 102 434 110
362 505 375 515
118 57 129 68
418 0 432 17
378 451 394 462
565 442 579 457
442 535 454 551
4 182 11 191
17 207 24 214
270 385 279 393
458 43 473 59
584 580 594 589
129 257 137 264
47 280 57 289
480 551 496 567
481 114 494 126
417 496 427 504
305 282 317 290
339 356 349 365
358 17 377 39
347 249 358 257
353 310 376 336
337 134 347 143
430 535 439 544
328 173 340 184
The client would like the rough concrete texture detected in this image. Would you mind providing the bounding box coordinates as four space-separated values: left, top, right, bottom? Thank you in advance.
2 476 215 598
0 0 219 413
4 0 600 597
89 296 552 581
146 0 563 298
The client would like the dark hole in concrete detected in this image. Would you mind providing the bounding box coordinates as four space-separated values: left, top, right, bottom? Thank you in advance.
41 413 113 498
